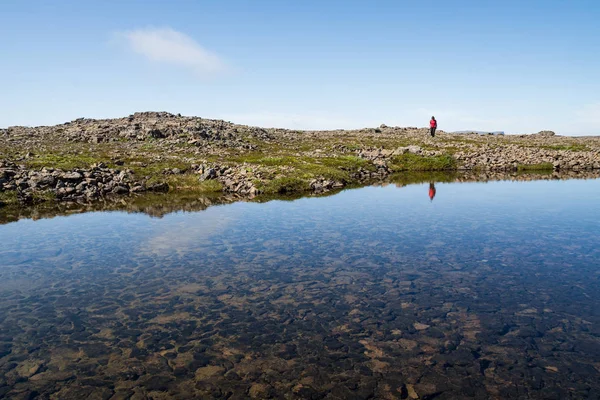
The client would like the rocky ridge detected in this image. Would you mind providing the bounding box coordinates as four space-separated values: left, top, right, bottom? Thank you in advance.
1 112 599 205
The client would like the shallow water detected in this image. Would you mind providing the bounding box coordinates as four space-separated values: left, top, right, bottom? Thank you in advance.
1 179 600 399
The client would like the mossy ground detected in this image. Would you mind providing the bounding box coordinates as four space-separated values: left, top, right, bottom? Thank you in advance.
1 127 596 199
516 162 553 171
388 154 457 172
0 191 18 205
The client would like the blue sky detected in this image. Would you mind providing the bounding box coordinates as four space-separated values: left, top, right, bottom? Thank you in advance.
1 0 599 135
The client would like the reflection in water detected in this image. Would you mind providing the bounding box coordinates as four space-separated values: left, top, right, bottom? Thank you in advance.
141 209 240 257
1 170 600 226
428 182 436 201
0 178 600 399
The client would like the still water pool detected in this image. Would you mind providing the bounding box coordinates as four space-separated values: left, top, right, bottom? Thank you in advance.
1 179 599 399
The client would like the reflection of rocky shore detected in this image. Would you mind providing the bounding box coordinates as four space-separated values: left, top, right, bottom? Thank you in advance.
2 170 600 225
448 169 600 183
0 193 236 225
388 169 600 187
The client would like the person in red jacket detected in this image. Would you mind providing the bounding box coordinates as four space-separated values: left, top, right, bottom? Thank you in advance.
430 116 437 137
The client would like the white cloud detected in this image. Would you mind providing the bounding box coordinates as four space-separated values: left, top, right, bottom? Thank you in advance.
120 28 227 75
141 211 238 257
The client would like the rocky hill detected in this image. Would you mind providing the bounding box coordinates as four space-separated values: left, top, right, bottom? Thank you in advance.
1 112 599 206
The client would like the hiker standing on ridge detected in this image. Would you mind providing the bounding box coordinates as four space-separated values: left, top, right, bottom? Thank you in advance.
430 116 437 137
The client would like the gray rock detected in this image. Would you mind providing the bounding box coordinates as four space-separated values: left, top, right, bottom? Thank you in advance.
130 185 145 193
61 172 83 181
112 186 129 194
407 145 422 154
200 168 217 181
147 182 169 192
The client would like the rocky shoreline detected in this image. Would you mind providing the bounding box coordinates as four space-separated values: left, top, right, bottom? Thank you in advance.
1 112 599 206
2 169 599 225
0 161 169 206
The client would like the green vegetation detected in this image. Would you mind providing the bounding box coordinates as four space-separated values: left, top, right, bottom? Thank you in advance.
0 191 18 206
388 153 457 171
147 174 223 193
540 144 589 152
32 190 57 202
3 123 596 205
0 190 56 207
231 154 374 185
127 161 192 177
259 177 308 194
25 152 106 170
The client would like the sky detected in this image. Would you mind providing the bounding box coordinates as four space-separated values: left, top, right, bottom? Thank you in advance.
1 0 599 135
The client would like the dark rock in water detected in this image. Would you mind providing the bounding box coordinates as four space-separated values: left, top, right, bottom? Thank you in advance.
52 385 114 400
0 387 11 398
224 370 242 381
129 347 148 360
191 352 212 366
81 343 110 358
195 381 224 397
5 390 40 400
294 386 321 399
138 374 174 391
177 345 193 353
173 367 189 377
107 389 134 400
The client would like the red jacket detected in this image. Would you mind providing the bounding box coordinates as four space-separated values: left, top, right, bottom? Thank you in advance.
430 119 437 128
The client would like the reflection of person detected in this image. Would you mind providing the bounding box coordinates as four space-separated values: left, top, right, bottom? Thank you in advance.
430 116 437 137
428 182 436 201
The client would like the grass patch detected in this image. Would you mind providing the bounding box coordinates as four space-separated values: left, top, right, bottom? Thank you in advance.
540 144 589 152
319 155 371 169
235 154 374 183
252 156 296 166
259 177 308 194
0 189 57 207
32 190 57 202
389 153 457 171
127 161 191 177
0 191 18 206
147 174 223 193
516 162 553 171
25 152 107 170
196 179 223 192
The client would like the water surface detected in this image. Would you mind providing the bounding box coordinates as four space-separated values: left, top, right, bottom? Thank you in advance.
1 179 599 399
